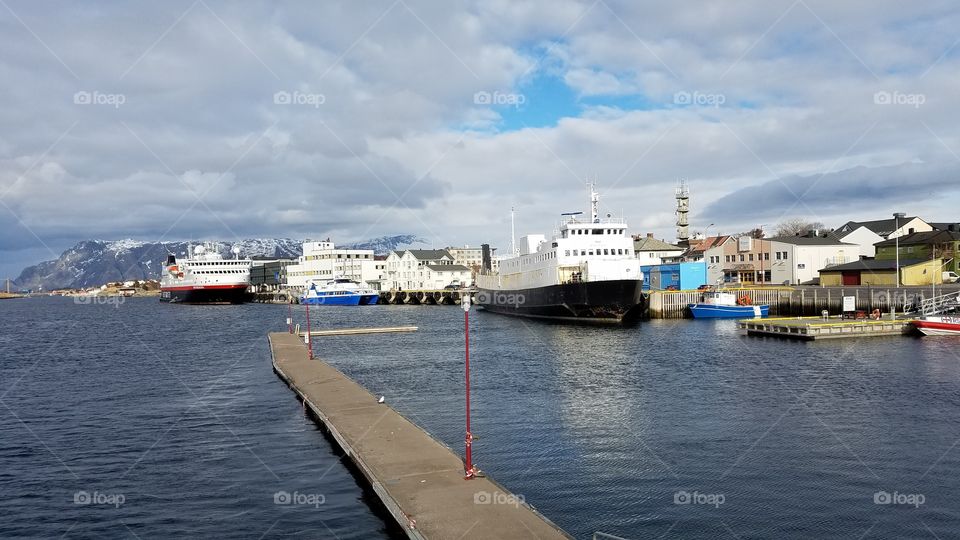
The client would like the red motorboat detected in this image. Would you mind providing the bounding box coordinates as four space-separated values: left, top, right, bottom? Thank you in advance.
913 316 960 336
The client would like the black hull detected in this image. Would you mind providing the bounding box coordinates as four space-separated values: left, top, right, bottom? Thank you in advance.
160 287 252 304
477 279 645 326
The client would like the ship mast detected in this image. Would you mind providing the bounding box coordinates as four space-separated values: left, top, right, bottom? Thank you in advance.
510 207 517 256
588 181 600 223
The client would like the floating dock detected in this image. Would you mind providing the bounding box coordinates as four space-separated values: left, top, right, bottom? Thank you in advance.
738 316 915 340
268 332 571 539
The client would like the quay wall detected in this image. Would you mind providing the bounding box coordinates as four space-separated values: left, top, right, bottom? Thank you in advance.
647 286 951 319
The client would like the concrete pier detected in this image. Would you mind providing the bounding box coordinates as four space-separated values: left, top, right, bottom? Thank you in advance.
738 316 915 340
268 332 571 539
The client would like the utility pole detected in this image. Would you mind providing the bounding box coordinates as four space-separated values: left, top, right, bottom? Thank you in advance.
893 213 905 288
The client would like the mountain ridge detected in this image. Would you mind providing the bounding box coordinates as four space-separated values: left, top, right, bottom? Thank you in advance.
14 235 428 290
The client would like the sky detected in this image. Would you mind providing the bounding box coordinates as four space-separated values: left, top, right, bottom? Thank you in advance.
1 0 959 277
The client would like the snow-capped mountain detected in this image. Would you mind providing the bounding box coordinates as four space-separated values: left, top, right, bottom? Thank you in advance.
14 235 428 291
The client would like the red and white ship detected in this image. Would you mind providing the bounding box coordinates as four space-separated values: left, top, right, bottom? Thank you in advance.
913 316 960 336
160 244 253 304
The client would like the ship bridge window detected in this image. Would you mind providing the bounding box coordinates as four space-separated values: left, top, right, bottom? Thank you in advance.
565 250 570 256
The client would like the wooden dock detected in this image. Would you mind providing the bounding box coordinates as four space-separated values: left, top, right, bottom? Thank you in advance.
738 316 916 340
298 325 418 337
268 332 571 539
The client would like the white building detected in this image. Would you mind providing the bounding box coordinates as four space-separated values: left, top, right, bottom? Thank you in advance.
383 249 472 290
768 235 857 285
833 217 932 258
446 246 483 270
285 241 381 290
633 233 685 266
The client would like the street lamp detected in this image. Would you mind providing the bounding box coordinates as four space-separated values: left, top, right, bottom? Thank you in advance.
893 212 906 288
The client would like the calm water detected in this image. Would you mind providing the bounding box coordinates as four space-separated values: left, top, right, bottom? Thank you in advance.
3 298 960 539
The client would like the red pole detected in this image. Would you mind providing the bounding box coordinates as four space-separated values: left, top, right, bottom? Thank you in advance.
305 302 313 359
287 302 293 334
464 298 476 479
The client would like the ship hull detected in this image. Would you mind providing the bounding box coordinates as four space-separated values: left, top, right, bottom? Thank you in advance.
160 284 252 304
477 279 645 326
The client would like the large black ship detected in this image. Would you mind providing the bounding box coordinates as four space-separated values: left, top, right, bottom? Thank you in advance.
475 184 645 326
476 278 645 325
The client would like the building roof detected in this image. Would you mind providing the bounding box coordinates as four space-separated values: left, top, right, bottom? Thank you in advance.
633 236 682 252
927 223 960 232
836 217 924 237
767 235 855 246
874 230 960 248
426 264 471 272
686 235 731 254
393 249 453 260
819 258 929 272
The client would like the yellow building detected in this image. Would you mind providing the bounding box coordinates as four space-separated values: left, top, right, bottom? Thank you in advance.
819 258 942 286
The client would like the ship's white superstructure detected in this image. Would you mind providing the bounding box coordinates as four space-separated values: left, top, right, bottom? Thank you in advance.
160 244 253 303
478 186 641 291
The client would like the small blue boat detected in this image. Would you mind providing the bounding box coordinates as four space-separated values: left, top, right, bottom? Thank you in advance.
688 290 769 319
300 278 379 306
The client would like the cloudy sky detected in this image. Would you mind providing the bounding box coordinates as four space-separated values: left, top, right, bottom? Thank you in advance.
1 0 958 277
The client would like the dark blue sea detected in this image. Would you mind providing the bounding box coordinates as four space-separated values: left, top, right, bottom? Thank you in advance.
2 297 960 539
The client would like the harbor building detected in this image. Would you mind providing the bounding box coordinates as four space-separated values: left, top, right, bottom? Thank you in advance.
833 216 932 258
680 235 733 263
640 262 707 291
383 249 472 290
250 257 296 291
874 230 960 275
447 245 498 275
704 232 855 286
633 233 684 266
767 234 855 285
285 241 381 291
703 236 775 285
819 258 943 286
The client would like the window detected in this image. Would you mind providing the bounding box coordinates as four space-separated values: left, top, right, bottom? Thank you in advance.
782 251 789 260
588 250 594 256
565 250 570 256
739 254 745 262
603 249 609 255
749 254 754 261
776 252 781 260
764 253 770 261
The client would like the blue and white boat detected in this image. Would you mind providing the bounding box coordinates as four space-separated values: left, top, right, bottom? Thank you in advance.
688 290 769 319
300 278 380 306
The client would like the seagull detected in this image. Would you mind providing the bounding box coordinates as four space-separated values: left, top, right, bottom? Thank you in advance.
377 396 385 404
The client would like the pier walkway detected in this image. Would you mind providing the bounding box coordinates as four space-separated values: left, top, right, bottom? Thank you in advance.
268 331 570 539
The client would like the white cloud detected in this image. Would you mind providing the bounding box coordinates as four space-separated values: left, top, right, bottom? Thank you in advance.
1 0 960 276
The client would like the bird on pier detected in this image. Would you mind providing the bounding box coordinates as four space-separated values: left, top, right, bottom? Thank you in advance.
378 396 385 404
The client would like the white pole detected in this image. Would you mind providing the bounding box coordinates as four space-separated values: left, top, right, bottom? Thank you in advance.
510 207 517 256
